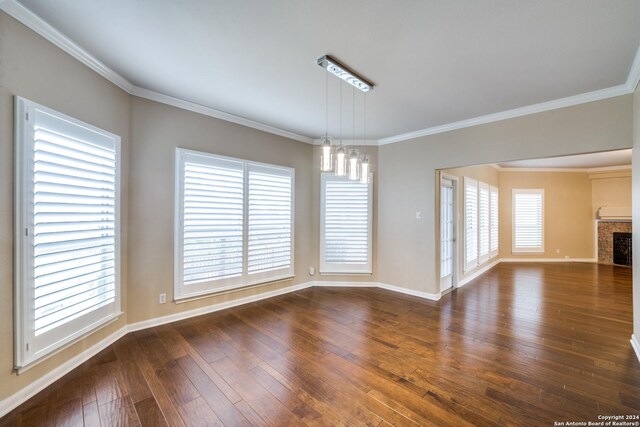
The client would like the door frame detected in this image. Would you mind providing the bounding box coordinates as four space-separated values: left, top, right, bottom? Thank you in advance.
439 172 459 293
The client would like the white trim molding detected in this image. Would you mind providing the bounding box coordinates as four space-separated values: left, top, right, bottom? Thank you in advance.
0 0 134 93
0 327 128 418
0 0 312 145
500 257 597 263
631 334 640 364
457 258 501 288
2 0 640 147
133 87 312 144
128 281 313 333
377 84 633 145
313 281 441 301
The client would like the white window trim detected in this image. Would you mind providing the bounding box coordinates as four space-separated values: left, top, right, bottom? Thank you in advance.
14 97 122 371
319 173 373 275
512 188 545 254
463 177 478 272
174 148 295 301
489 185 499 258
478 181 490 264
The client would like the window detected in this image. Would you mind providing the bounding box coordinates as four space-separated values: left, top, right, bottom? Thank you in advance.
512 189 544 253
175 149 294 300
478 182 490 262
320 173 373 274
464 177 478 270
463 177 499 272
15 97 121 369
490 186 499 256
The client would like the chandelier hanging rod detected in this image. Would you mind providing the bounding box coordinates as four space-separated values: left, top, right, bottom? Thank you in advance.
317 55 374 93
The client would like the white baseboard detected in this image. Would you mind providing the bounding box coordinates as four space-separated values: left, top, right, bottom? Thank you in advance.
0 327 128 418
313 280 440 301
631 334 640 364
127 281 314 332
458 258 501 288
312 280 377 288
375 282 441 301
0 281 313 418
500 257 597 263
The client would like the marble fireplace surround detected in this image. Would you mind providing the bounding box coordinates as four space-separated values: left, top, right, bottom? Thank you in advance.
597 220 632 265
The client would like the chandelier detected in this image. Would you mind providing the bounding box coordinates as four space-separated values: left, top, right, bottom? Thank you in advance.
318 55 373 184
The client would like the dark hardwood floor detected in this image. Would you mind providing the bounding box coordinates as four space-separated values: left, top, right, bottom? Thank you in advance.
2 262 639 426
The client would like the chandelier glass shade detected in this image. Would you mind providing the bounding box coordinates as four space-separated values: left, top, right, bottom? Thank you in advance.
348 148 359 181
320 136 333 172
335 144 346 176
360 155 370 184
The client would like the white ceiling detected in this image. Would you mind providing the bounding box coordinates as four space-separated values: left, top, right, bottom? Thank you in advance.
13 0 640 141
498 149 632 169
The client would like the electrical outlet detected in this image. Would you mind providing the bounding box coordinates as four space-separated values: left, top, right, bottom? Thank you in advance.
556 249 560 254
309 266 315 276
159 293 167 304
416 211 422 220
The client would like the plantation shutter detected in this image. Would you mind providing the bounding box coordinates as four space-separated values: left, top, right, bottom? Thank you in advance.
513 189 544 252
180 153 244 292
464 177 478 271
320 174 373 274
478 182 490 261
15 97 121 368
175 149 295 300
490 186 499 256
247 164 293 280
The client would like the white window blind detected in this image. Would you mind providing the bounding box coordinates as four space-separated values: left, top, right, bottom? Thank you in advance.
320 173 373 274
464 177 478 271
175 149 294 300
513 189 544 253
15 97 121 369
490 186 499 256
478 182 490 262
182 156 244 287
247 164 293 280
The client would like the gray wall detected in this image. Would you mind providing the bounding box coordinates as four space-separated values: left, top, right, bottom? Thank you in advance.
0 12 131 400
127 96 315 323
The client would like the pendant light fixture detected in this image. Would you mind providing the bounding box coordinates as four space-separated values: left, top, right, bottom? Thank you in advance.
360 92 370 184
320 71 333 172
348 86 359 181
316 54 373 181
335 80 346 176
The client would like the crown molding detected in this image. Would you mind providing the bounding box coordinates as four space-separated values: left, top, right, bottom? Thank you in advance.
497 166 591 172
0 0 134 93
0 0 313 145
626 45 640 92
378 84 633 145
311 138 379 146
492 164 631 173
3 0 640 147
132 87 313 144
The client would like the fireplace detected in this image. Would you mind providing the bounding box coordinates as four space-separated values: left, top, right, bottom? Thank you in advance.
597 221 632 265
613 232 632 266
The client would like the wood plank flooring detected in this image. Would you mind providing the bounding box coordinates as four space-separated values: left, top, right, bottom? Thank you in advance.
2 262 639 426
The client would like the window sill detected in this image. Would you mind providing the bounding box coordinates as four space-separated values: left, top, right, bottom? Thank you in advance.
174 275 295 304
319 272 373 276
15 311 124 375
